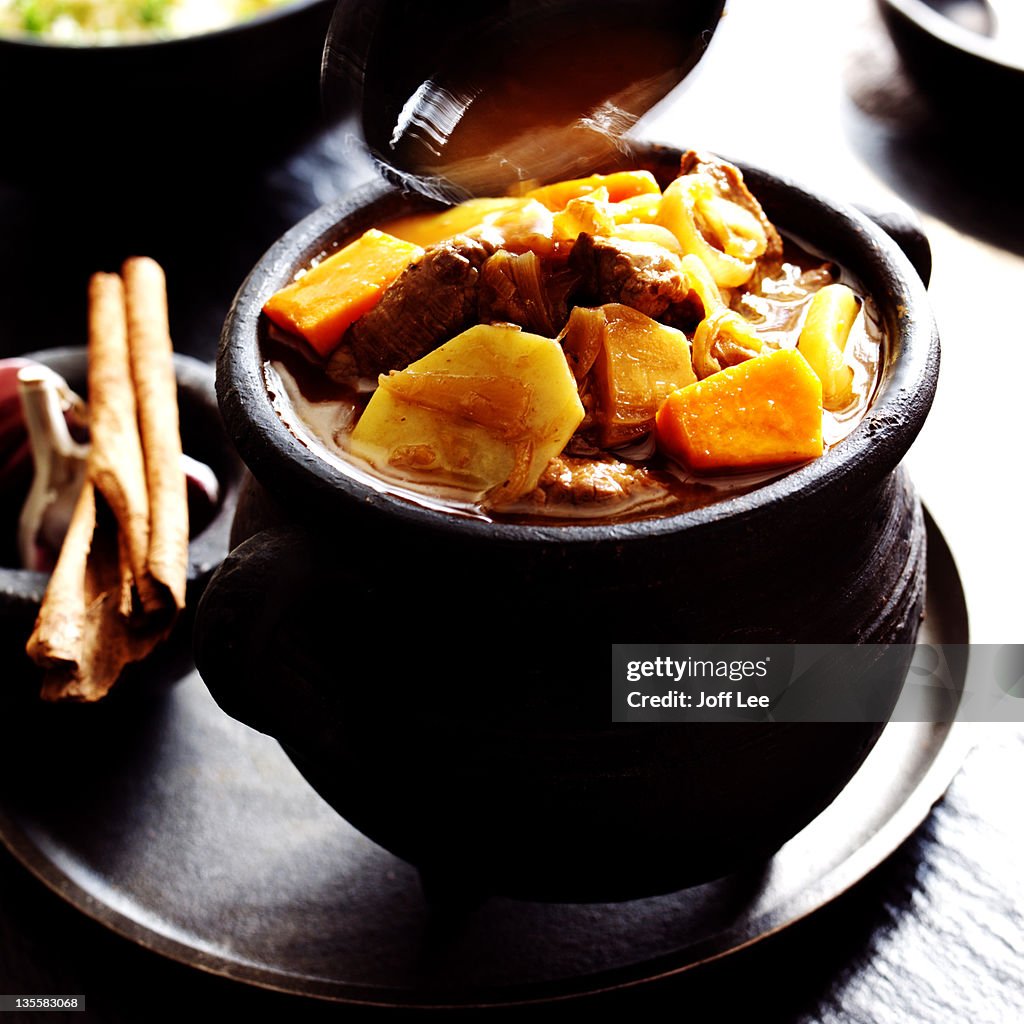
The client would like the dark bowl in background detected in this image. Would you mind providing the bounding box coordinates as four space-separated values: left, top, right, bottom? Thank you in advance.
877 0 1024 118
0 348 241 706
196 142 940 901
0 0 335 186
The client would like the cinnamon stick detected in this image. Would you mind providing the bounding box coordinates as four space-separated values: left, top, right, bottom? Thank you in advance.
25 479 96 672
122 256 188 615
36 482 173 703
86 271 154 613
25 256 192 702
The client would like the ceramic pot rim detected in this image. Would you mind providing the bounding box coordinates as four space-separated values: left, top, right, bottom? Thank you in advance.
218 143 940 548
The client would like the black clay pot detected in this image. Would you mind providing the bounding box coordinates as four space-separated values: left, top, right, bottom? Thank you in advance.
196 143 939 901
0 347 241 707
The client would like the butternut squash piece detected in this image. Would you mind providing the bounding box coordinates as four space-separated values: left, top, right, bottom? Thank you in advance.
591 304 697 446
351 324 584 504
386 198 556 254
656 348 823 472
383 198 530 247
262 229 422 357
797 283 858 410
525 170 660 211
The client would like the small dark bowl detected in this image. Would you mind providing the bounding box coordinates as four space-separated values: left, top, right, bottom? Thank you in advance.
196 142 940 901
0 0 334 185
0 348 241 704
877 0 1024 118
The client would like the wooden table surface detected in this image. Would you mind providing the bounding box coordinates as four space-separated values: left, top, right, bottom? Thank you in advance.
1 1 1021 1019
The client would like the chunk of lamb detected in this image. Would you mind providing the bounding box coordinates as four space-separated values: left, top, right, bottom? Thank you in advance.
327 235 493 381
568 233 700 326
526 454 665 509
678 150 783 261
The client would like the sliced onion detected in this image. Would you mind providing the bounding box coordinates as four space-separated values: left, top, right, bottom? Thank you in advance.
658 175 757 288
692 309 763 380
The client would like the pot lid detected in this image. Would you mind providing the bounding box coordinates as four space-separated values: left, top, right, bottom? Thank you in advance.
321 0 727 202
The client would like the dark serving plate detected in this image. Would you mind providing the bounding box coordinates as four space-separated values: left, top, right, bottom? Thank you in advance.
0 510 971 1006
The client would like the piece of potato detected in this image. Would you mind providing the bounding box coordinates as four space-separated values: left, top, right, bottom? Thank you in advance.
656 347 823 471
262 229 422 357
797 283 858 410
351 324 584 503
590 304 697 446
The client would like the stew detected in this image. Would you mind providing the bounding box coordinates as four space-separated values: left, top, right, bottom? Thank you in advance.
261 152 881 524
